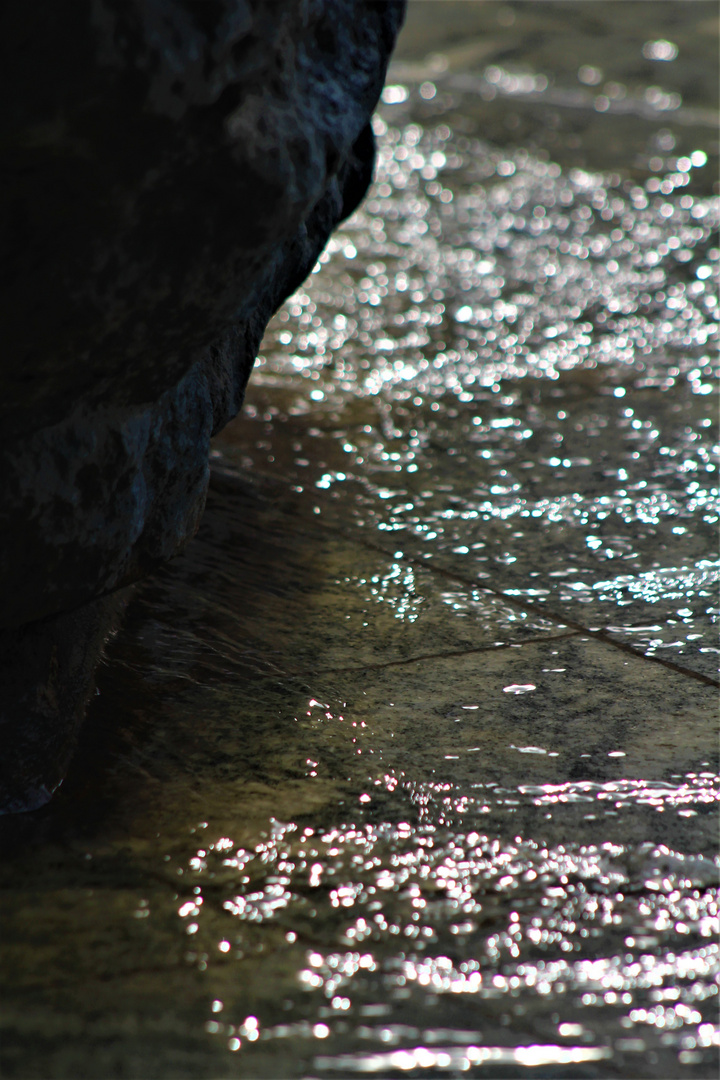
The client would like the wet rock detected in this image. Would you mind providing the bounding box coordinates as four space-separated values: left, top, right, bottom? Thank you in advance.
0 592 130 815
0 0 405 810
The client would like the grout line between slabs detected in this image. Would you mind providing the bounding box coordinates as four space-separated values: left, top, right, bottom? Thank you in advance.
209 464 720 690
288 630 582 678
301 511 720 689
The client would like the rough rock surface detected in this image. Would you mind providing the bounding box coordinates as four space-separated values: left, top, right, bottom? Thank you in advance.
0 592 130 814
0 0 405 810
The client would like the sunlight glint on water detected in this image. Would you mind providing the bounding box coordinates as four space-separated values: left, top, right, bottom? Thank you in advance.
2 7 717 1079
207 32 719 1074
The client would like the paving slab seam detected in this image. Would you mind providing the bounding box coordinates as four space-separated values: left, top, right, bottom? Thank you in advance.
288 631 582 677
582 629 720 687
208 464 720 689
294 510 720 690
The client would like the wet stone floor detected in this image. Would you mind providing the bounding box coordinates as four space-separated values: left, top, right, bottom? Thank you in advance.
1 3 718 1078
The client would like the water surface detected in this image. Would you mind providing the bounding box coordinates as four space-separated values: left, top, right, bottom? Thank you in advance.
1 3 718 1078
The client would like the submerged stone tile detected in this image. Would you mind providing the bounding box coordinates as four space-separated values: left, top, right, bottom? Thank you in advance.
216 377 718 666
333 633 718 802
604 611 719 680
140 471 561 688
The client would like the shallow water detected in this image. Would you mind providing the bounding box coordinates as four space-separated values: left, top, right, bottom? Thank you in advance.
1 3 718 1078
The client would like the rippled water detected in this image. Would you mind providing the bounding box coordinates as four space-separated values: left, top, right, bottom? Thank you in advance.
1 4 718 1078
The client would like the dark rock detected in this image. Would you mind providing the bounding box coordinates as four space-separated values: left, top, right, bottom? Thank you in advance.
0 592 130 814
0 0 405 810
